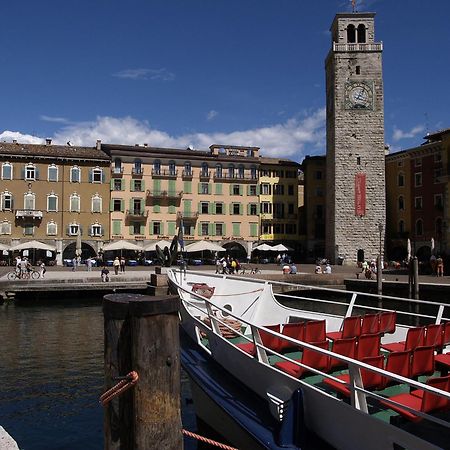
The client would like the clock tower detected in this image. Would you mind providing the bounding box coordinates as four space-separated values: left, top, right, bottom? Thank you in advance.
325 12 385 264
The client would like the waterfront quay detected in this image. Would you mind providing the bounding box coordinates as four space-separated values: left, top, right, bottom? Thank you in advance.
2 263 450 302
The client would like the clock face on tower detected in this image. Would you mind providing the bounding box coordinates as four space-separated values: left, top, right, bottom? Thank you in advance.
345 81 374 110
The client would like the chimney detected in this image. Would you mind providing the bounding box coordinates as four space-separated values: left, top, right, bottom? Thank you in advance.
143 143 148 147
12 139 17 144
96 139 101 150
45 138 52 146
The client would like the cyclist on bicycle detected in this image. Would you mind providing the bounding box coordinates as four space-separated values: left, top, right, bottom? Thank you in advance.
19 257 28 279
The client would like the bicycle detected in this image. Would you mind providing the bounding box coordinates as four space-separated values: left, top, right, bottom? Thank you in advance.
7 269 40 280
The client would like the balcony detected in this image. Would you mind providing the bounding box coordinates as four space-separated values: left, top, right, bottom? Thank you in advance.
182 170 193 179
177 211 199 221
147 190 183 199
152 169 178 179
132 167 144 177
199 171 210 180
15 210 43 220
213 172 258 181
333 42 383 52
111 167 124 177
126 209 148 220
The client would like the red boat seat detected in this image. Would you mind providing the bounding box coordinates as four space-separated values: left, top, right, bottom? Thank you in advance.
381 376 450 422
361 313 380 335
326 316 361 341
424 324 444 349
304 320 326 343
383 350 411 386
274 341 329 378
435 352 450 375
236 324 282 355
381 327 425 353
323 355 385 397
411 346 435 379
356 333 381 360
379 311 397 335
328 337 357 372
280 322 305 351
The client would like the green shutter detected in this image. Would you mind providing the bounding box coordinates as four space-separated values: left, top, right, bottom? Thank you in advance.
154 180 161 194
198 183 202 194
198 223 203 236
184 181 192 194
129 225 134 235
168 221 176 236
209 223 215 236
229 184 233 195
184 200 191 214
239 203 243 215
215 183 222 195
140 198 144 211
130 180 135 192
110 199 114 212
222 204 227 215
168 180 176 194
120 199 125 212
110 179 115 190
141 180 145 191
129 199 133 212
140 224 145 235
247 204 251 215
150 221 155 235
198 202 202 214
112 220 121 235
250 223 258 237
233 223 240 237
208 202 213 214
168 204 176 214
239 185 243 195
154 204 160 213
208 183 211 194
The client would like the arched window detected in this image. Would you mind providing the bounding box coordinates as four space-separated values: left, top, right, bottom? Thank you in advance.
48 164 58 182
70 193 80 212
398 173 405 187
24 192 35 210
47 193 58 212
357 24 366 43
169 160 176 176
399 220 405 233
201 162 209 177
250 166 257 179
70 166 81 183
91 194 102 213
347 24 356 43
90 167 103 183
238 165 245 178
228 164 235 179
416 219 423 236
398 196 404 211
0 220 11 235
1 191 13 210
114 158 122 174
184 162 192 176
47 221 57 236
1 162 13 180
153 160 161 175
215 164 223 178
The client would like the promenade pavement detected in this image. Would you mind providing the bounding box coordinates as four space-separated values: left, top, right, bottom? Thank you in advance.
1 262 449 285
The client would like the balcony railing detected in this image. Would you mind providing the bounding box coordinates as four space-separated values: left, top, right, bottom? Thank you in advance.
111 167 124 177
213 172 258 181
126 209 148 219
147 190 183 198
132 167 144 176
15 210 43 219
151 169 178 178
182 170 193 179
199 171 210 180
177 211 199 220
333 42 383 52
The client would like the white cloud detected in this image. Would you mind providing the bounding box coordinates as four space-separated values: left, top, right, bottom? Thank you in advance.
0 109 326 162
40 115 71 124
0 130 43 144
392 124 425 142
206 110 218 121
112 68 175 81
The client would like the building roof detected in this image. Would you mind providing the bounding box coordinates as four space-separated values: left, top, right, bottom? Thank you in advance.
259 156 300 167
0 142 110 161
424 128 450 143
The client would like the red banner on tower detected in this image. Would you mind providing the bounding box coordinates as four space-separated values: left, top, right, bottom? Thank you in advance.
355 173 366 216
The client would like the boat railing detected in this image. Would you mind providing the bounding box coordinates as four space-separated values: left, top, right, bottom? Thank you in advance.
173 273 450 430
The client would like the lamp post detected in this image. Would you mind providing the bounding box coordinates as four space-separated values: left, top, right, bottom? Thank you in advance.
377 223 383 299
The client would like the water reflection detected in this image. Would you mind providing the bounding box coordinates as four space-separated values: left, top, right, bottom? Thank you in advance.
0 301 197 449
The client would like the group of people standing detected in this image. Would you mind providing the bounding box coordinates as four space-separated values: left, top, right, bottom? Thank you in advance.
215 256 241 274
430 255 445 277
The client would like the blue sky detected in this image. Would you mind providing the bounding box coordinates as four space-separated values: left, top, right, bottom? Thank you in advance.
1 0 449 162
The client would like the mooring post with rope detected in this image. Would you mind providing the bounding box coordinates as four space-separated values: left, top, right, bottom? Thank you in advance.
102 293 182 450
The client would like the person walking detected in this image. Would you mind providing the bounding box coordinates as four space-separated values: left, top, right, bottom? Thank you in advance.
120 257 126 273
436 256 444 277
113 257 120 275
40 262 46 278
86 257 93 272
72 257 77 271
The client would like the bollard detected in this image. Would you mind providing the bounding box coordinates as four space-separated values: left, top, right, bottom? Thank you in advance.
103 293 182 450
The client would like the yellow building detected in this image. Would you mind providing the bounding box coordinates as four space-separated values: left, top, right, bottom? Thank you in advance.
0 140 110 265
101 142 301 258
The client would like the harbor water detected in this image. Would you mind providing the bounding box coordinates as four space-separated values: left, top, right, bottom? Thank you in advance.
0 299 197 449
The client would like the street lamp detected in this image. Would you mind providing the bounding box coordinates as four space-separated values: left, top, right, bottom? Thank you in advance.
378 223 383 265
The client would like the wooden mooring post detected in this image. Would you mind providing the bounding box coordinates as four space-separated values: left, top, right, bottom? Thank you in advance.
103 293 182 450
